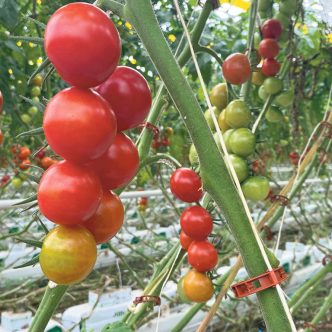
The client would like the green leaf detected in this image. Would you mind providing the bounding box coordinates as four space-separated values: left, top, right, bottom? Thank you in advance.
14 254 39 269
14 237 43 248
101 322 133 332
0 0 18 30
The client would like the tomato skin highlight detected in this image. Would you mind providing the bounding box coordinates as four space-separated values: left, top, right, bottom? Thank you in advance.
183 270 214 303
95 66 152 131
187 241 218 272
179 230 193 251
180 206 213 241
37 160 103 225
43 87 117 163
44 3 121 88
258 39 279 59
170 168 203 203
262 58 280 77
87 133 139 190
40 225 97 285
83 191 124 244
222 53 251 85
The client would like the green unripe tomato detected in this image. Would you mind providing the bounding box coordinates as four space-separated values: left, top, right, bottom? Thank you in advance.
274 12 290 29
28 106 38 116
229 154 249 182
223 129 235 153
275 90 294 108
241 176 270 201
189 144 199 165
30 86 41 97
229 128 256 157
204 107 221 131
21 113 32 124
177 276 192 304
258 0 272 11
210 83 228 110
32 96 40 104
263 77 283 95
265 107 284 123
258 85 269 101
279 29 290 43
225 100 252 128
252 71 265 86
280 0 297 16
12 177 23 189
280 139 289 147
218 109 231 133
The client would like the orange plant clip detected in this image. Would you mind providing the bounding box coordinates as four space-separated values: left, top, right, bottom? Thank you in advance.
231 267 288 298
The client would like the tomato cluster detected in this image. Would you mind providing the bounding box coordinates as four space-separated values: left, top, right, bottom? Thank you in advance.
170 168 217 303
37 3 151 285
152 127 173 150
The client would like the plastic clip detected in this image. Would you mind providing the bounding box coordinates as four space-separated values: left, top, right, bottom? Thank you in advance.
133 295 161 306
138 122 159 140
270 194 289 206
320 121 332 139
231 267 288 298
322 255 332 266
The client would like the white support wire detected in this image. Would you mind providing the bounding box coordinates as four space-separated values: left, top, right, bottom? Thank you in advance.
172 0 296 330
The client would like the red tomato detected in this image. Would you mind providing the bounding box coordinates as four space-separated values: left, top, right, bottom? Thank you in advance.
258 39 279 59
138 197 148 206
170 168 203 203
222 53 251 85
83 190 124 244
180 230 193 251
261 19 282 40
261 58 280 77
40 157 57 170
180 206 213 241
0 91 3 113
0 130 3 145
40 225 97 285
43 87 117 163
19 147 31 160
44 3 121 88
95 66 152 131
87 133 139 190
187 240 218 272
37 160 102 225
19 159 31 170
36 149 46 159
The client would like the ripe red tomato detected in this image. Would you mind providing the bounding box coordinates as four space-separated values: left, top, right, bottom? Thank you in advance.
261 19 283 39
222 53 251 85
37 161 102 225
0 129 3 145
0 90 3 113
44 3 121 88
258 39 279 58
187 241 218 272
183 270 214 303
180 230 193 251
19 159 31 170
40 157 57 170
261 58 280 77
36 149 46 159
170 168 203 203
83 190 124 244
95 66 152 131
39 225 97 285
43 87 117 163
180 206 213 241
87 133 139 190
19 147 31 160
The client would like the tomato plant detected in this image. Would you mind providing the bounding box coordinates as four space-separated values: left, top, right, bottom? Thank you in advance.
179 230 193 251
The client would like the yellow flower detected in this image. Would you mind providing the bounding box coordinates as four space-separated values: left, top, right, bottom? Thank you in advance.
129 56 137 65
16 41 22 47
37 57 43 65
36 0 42 4
118 21 123 26
29 42 35 48
125 22 132 30
220 0 250 11
28 60 34 66
168 34 176 43
8 68 13 75
327 33 332 44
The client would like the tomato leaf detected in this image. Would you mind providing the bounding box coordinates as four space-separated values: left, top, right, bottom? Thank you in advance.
14 237 43 248
101 322 133 332
14 254 39 269
0 0 18 30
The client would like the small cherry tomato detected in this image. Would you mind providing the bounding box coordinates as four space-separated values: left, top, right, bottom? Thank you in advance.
180 230 193 251
183 270 214 303
37 160 102 225
252 70 265 86
28 106 39 116
229 154 249 182
177 276 192 303
225 100 252 128
222 53 251 85
229 128 256 157
83 190 124 244
161 138 170 146
209 83 228 110
0 130 3 145
258 38 279 59
263 77 283 95
30 86 41 97
204 107 221 130
262 58 280 77
265 107 283 123
43 87 117 163
180 206 213 241
0 90 3 113
19 159 31 170
95 66 152 131
19 147 31 160
87 133 139 190
138 197 148 206
261 19 283 39
187 241 218 272
275 90 294 107
241 176 270 201
223 129 235 153
218 109 231 133
40 156 57 170
170 168 203 203
39 225 97 285
44 2 121 88
21 113 31 124
36 149 46 159
31 74 43 87
11 177 22 189
258 85 269 101
165 127 174 137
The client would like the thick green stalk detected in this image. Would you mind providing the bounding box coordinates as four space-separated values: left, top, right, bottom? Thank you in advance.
304 287 332 332
28 285 68 332
124 1 295 330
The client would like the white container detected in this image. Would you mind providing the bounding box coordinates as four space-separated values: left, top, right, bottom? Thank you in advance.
1 311 32 331
88 288 132 307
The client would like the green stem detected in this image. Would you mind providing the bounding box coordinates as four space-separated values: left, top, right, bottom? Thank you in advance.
139 153 182 171
28 285 68 332
124 1 295 331
95 0 125 17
